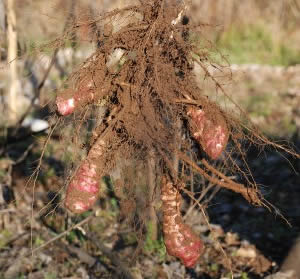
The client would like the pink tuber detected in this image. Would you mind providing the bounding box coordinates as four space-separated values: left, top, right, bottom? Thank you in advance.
187 106 229 159
56 81 95 116
161 177 204 267
64 138 106 213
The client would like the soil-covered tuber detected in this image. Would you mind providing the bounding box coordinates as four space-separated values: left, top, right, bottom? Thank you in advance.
161 177 204 267
64 138 106 213
56 81 95 116
188 106 229 159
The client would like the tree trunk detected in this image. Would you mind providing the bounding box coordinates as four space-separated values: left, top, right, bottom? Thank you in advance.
6 0 19 124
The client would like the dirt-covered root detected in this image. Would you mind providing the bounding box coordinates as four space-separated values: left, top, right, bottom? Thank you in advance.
56 87 94 116
161 177 204 267
52 0 272 217
65 160 100 213
48 1 300 269
50 0 286 219
64 136 105 213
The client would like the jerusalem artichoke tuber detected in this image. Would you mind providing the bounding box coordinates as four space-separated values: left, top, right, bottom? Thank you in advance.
187 106 228 159
56 81 95 116
161 177 204 267
64 138 106 213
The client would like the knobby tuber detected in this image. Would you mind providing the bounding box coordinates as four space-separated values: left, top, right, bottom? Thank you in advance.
187 106 229 159
64 138 106 213
161 177 204 267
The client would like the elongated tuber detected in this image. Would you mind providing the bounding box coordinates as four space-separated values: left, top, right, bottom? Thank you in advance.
187 105 228 159
161 177 204 267
56 81 95 116
64 138 106 213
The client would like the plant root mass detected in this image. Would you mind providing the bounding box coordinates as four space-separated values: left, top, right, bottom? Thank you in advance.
54 0 285 267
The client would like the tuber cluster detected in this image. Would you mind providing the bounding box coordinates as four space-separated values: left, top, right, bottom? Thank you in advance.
52 0 266 270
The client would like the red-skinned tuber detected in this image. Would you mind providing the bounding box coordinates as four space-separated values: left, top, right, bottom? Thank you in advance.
56 81 95 116
161 177 204 267
187 105 229 159
64 138 105 213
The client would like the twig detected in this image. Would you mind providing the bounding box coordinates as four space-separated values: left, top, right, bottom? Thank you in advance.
0 232 29 250
28 214 93 256
13 48 59 135
173 98 202 106
183 182 215 221
13 0 77 134
13 142 35 165
181 187 233 277
193 56 300 159
179 152 262 205
204 184 221 205
201 159 239 189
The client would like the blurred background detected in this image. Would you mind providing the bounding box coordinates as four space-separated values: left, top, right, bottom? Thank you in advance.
0 0 299 278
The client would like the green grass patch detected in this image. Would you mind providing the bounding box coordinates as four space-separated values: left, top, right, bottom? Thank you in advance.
246 93 273 118
0 229 12 249
144 223 166 262
217 24 300 66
